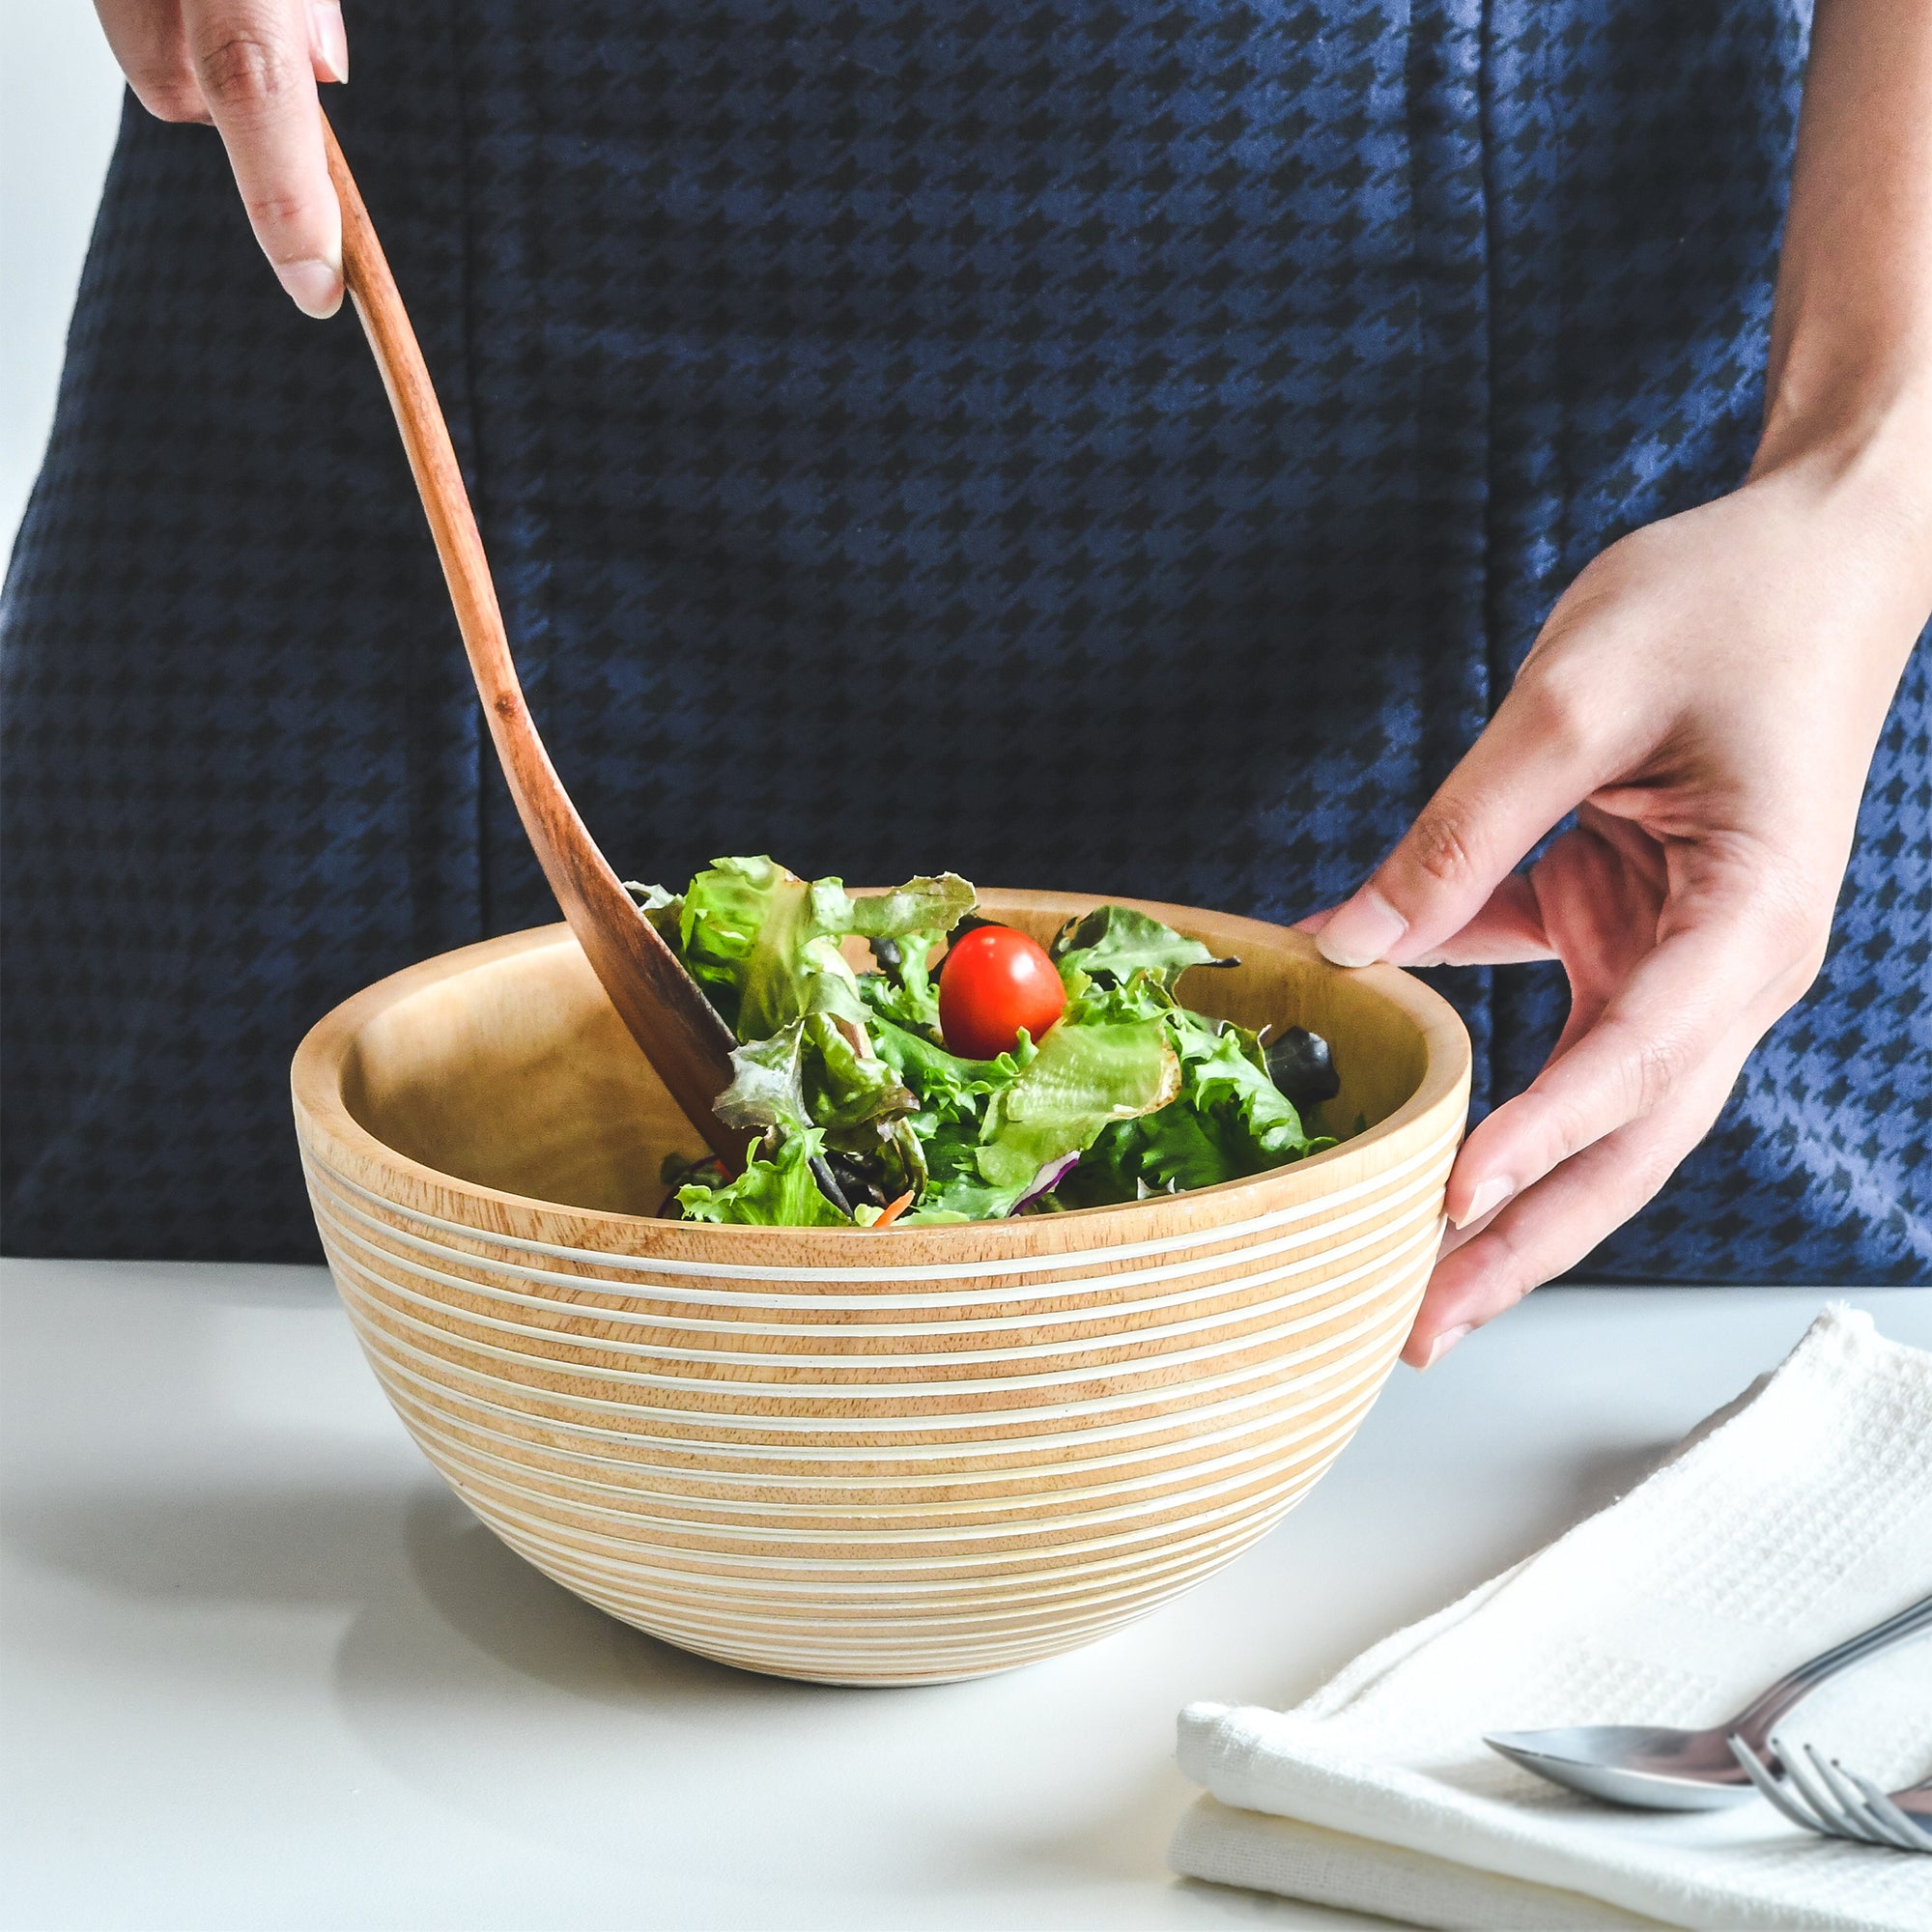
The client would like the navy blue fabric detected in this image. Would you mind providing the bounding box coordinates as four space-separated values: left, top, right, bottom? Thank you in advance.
4 1 1926 1273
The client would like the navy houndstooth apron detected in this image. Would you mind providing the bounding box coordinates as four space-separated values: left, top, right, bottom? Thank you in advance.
4 1 1926 1274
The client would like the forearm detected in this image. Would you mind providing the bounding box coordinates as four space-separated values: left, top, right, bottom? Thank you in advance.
1752 0 1932 576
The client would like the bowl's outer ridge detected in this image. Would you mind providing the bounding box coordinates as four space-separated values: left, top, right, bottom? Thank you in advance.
293 892 1469 1683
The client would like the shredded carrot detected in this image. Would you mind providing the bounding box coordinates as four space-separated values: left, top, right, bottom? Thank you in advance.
871 1190 915 1228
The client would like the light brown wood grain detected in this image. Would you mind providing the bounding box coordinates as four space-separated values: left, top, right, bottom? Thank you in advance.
294 893 1469 1683
320 113 743 1169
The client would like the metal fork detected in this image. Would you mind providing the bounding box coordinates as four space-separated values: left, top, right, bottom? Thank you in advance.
1727 1734 1932 1852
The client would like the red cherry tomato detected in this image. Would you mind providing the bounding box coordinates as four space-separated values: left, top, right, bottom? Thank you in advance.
938 926 1066 1061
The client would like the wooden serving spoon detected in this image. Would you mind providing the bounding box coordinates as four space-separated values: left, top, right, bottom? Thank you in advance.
321 114 743 1170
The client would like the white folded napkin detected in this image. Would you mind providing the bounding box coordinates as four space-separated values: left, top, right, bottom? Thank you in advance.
1171 1306 1932 1932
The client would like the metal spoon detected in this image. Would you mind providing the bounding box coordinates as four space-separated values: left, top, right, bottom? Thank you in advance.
321 115 741 1167
1484 1588 1932 1809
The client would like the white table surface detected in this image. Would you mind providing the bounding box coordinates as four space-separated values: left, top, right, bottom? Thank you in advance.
3 1262 1926 1931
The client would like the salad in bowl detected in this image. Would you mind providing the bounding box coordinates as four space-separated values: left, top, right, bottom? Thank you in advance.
628 858 1349 1227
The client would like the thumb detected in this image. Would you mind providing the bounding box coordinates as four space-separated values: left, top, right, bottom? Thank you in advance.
1316 680 1602 969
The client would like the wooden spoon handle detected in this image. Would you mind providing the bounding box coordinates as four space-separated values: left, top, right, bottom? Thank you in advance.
322 113 743 1169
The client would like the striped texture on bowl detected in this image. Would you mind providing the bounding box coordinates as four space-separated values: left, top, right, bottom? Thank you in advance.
292 893 1470 1684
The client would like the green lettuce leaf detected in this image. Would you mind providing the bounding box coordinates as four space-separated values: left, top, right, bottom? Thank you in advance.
672 856 844 1037
677 858 975 1039
868 1016 1029 1124
1172 1011 1327 1168
910 1015 1180 1219
675 1129 853 1226
621 880 684 944
1061 965 1176 1029
710 1023 816 1140
1051 905 1233 996
841 876 977 943
1141 1107 1244 1194
712 1014 916 1146
977 1018 1181 1188
1053 1009 1333 1208
1048 1118 1144 1208
855 931 946 1037
803 1017 918 1136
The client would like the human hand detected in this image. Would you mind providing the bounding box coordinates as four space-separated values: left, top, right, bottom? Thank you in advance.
94 0 347 316
1304 449 1931 1367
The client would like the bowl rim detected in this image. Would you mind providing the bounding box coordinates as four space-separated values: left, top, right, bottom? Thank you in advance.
292 889 1471 1260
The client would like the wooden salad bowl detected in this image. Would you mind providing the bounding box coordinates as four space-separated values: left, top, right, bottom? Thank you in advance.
292 892 1470 1685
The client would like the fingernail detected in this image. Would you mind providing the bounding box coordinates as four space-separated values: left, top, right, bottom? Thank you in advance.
1452 1175 1515 1229
1422 1323 1472 1369
310 1 350 83
276 257 344 319
1314 891 1407 969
